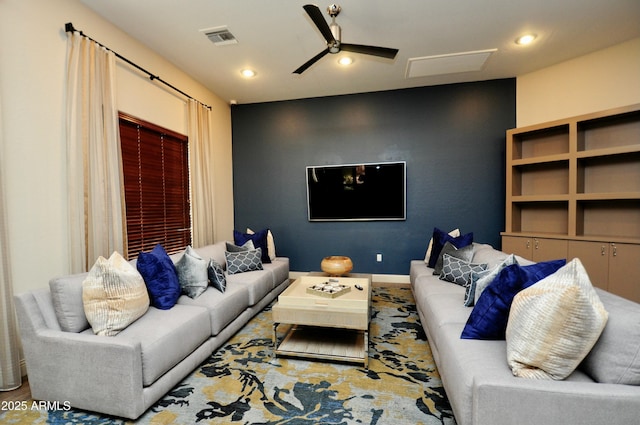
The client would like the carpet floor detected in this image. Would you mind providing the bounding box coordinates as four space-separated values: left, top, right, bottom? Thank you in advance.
1 286 456 425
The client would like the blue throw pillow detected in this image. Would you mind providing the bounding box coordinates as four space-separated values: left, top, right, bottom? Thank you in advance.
461 259 566 340
136 244 181 310
427 227 474 268
234 229 271 263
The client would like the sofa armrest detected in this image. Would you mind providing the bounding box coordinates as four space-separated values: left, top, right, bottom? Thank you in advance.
24 328 145 416
472 375 640 425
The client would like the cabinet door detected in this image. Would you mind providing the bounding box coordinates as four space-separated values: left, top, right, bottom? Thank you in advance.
532 238 567 262
501 236 532 260
608 243 640 303
568 241 609 290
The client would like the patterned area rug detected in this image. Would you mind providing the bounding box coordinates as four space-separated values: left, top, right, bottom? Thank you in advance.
1 286 456 424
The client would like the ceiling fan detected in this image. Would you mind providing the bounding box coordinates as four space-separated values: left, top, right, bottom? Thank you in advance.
294 4 399 74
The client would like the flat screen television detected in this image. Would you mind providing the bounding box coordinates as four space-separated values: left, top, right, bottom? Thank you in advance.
306 161 406 221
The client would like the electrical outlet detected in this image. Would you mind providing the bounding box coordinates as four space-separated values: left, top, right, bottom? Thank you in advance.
376 253 383 262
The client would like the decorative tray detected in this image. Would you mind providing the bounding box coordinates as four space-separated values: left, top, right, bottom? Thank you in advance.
306 282 351 298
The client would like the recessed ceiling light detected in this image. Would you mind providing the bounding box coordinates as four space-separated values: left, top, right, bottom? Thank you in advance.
515 34 537 45
240 69 256 78
338 56 354 66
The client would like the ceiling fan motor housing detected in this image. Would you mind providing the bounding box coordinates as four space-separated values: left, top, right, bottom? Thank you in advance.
327 4 341 17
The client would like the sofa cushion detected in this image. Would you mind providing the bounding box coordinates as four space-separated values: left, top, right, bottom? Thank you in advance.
207 259 227 292
136 244 181 310
414 283 472 351
461 259 566 340
440 254 487 287
427 227 473 268
82 252 150 336
433 242 474 276
434 322 511 425
178 284 250 335
50 272 90 332
262 258 290 290
226 268 272 305
472 243 534 270
506 259 608 380
234 229 271 263
580 288 640 385
112 304 211 386
226 248 264 275
194 242 227 269
176 246 209 299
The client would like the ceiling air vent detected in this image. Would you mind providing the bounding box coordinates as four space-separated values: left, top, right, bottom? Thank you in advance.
201 26 238 46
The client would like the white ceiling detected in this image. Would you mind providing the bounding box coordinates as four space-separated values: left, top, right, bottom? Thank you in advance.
81 0 640 105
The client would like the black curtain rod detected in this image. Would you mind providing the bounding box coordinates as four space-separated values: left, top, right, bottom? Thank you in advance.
65 22 212 110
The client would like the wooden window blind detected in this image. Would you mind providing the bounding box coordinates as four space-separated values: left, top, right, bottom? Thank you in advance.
119 112 191 258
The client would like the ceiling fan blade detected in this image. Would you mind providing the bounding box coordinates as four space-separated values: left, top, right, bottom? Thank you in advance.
340 43 399 59
293 49 330 74
303 4 336 44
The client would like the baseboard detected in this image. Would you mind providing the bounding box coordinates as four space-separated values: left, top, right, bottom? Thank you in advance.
372 274 410 284
289 271 409 285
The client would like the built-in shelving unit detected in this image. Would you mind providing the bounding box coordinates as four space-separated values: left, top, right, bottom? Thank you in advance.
502 104 640 302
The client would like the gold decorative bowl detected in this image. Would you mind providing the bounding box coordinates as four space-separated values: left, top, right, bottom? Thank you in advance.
321 256 353 276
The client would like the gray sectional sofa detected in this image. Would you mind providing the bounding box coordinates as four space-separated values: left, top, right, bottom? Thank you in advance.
411 242 640 425
14 241 290 419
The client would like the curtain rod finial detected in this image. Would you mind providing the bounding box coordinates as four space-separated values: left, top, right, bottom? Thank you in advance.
65 22 75 33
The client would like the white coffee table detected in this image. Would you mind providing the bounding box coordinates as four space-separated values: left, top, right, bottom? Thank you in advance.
272 275 372 367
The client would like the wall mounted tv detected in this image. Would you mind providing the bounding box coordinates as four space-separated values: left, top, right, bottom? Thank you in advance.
306 161 406 221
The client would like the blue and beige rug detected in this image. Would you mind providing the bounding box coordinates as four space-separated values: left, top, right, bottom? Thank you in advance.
1 286 455 424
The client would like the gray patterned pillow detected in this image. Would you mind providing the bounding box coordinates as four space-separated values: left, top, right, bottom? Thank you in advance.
225 248 263 275
208 259 226 292
176 246 209 298
439 254 488 287
433 242 474 276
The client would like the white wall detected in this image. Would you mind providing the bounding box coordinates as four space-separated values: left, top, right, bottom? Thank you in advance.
0 0 234 293
517 37 640 127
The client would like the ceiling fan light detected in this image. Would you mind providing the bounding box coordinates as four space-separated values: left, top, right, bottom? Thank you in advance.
338 56 353 66
516 34 537 45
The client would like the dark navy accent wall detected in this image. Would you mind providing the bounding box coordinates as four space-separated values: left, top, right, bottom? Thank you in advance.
231 79 516 274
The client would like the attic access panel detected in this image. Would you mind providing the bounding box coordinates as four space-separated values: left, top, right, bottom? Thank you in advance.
406 49 497 78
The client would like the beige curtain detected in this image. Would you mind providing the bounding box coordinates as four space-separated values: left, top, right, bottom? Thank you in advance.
0 92 22 391
188 99 217 247
66 33 125 272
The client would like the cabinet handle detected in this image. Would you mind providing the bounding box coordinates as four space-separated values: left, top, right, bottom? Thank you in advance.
526 240 530 249
534 239 539 250
601 245 606 256
611 243 617 257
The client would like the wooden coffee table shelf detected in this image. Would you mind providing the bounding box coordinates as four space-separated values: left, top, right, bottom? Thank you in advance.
272 275 372 368
274 325 367 365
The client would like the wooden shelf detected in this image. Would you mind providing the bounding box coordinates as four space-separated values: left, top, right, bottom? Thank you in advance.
576 144 640 158
504 104 640 302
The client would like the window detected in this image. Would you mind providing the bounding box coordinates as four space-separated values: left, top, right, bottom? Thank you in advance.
119 112 191 258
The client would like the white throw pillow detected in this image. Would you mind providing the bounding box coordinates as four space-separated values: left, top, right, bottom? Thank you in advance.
83 251 150 336
247 228 276 261
424 228 459 263
506 258 608 380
